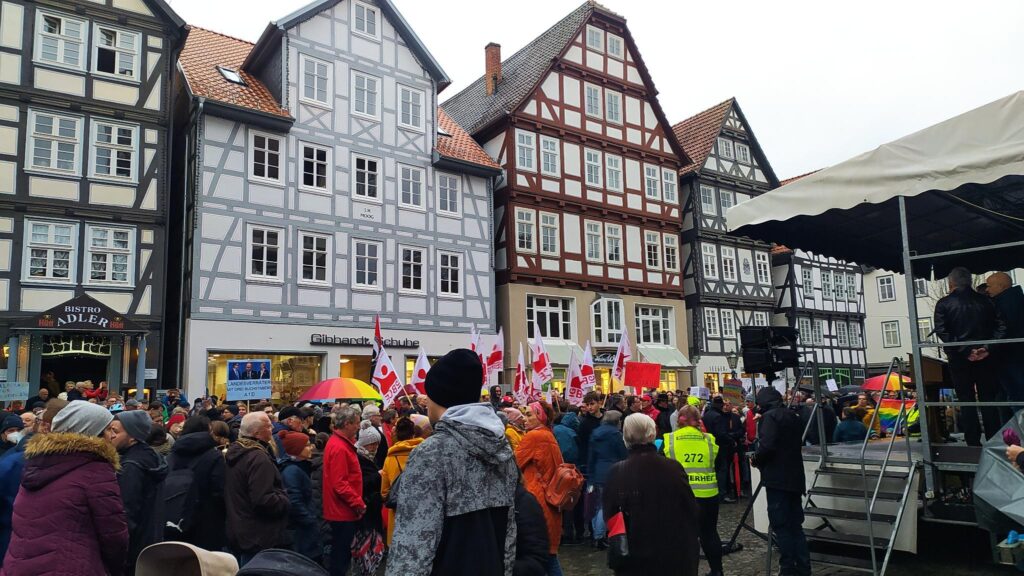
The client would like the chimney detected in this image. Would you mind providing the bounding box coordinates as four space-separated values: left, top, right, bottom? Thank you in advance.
485 42 501 96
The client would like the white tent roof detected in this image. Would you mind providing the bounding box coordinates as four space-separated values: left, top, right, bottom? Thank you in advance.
727 91 1024 276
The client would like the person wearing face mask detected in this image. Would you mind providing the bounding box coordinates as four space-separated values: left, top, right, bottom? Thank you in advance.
0 414 30 566
0 416 24 458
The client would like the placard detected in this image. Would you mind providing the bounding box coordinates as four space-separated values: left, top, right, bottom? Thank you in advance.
689 386 711 400
825 379 839 393
772 379 787 395
226 359 272 401
0 382 29 403
722 380 745 405
623 361 661 390
144 369 158 380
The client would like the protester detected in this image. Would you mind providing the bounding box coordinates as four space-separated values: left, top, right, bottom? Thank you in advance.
502 407 526 451
225 412 289 566
310 431 331 567
355 424 385 543
361 403 389 469
516 399 566 575
833 407 869 444
702 396 738 504
277 429 320 562
0 415 24 459
0 414 31 565
553 412 583 545
387 349 518 576
323 406 365 576
607 413 700 576
585 410 627 549
514 482 550 576
380 417 422 546
654 393 675 437
3 401 128 575
25 388 49 412
577 391 604 476
167 415 227 551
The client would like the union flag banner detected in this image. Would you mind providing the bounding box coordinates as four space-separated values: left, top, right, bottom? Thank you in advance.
513 344 529 405
530 321 554 390
410 348 430 395
566 350 584 406
372 347 404 408
580 341 597 392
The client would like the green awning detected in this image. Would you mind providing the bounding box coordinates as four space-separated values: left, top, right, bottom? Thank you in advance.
542 340 585 366
637 345 692 368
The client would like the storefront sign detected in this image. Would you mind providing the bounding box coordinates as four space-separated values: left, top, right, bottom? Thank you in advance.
0 382 29 402
592 352 616 365
310 335 420 348
16 294 142 332
226 359 272 401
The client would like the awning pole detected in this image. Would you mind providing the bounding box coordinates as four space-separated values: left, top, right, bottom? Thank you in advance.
135 334 147 402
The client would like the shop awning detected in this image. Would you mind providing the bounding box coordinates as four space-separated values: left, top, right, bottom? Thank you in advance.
14 294 144 332
637 345 692 368
543 340 585 366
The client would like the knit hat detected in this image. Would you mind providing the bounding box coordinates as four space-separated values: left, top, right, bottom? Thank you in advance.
502 407 525 426
278 405 301 422
125 398 140 408
42 398 68 424
424 348 483 409
52 401 113 437
0 413 23 432
361 404 380 419
356 423 381 448
166 413 186 430
116 410 153 444
278 430 310 457
225 404 240 417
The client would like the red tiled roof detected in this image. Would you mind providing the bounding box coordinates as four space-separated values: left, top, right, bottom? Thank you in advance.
672 98 734 176
780 169 820 186
179 26 291 119
436 109 500 171
770 244 793 256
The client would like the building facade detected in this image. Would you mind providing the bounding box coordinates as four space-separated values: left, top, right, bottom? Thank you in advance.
0 0 185 394
674 98 779 391
444 2 692 392
173 0 499 402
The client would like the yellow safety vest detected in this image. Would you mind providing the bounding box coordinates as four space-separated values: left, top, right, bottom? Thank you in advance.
663 427 719 499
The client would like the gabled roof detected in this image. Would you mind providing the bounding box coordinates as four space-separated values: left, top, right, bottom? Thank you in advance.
145 0 186 30
780 169 820 186
673 98 733 177
178 27 292 121
244 0 450 90
436 109 501 172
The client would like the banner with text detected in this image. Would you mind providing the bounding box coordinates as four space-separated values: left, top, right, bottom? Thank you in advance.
0 382 29 403
226 359 272 401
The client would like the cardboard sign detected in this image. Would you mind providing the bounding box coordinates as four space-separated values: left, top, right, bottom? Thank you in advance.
825 379 839 393
226 359 272 401
0 381 29 403
689 386 711 400
623 361 661 390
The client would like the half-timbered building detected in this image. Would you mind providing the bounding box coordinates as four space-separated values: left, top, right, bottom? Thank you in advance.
673 98 779 391
172 0 500 402
444 1 693 392
0 0 186 395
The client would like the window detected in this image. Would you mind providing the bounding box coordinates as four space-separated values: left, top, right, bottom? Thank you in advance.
918 318 936 343
835 270 848 299
720 189 734 212
735 143 751 164
645 232 661 270
721 246 737 281
882 321 901 348
437 173 460 215
247 225 282 281
25 220 76 283
540 136 560 176
662 168 678 203
584 221 602 262
300 143 329 193
301 55 330 105
540 213 560 257
218 67 245 85
822 270 834 299
439 251 462 297
607 33 624 58
516 131 536 171
717 137 734 160
399 164 424 208
584 149 602 187
813 319 824 345
798 318 812 343
527 295 574 340
663 234 679 271
249 131 283 183
586 25 604 51
847 273 858 301
93 25 139 80
28 110 81 174
515 208 536 252
400 246 425 293
700 184 717 216
644 165 660 200
36 12 85 70
755 253 771 285
877 275 896 301
90 121 137 181
802 268 814 297
851 322 864 347
701 243 719 279
352 71 380 119
720 309 735 339
636 305 672 345
585 84 602 118
605 154 622 192
398 86 424 131
914 277 928 297
754 311 769 326
85 225 134 286
592 299 623 344
353 155 380 200
353 240 381 289
704 308 720 338
605 90 622 124
605 224 622 264
298 231 329 285
353 1 379 39
837 322 850 347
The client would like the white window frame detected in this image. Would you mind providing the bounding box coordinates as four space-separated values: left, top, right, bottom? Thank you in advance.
248 130 284 185
717 137 735 160
635 304 673 346
918 318 936 343
539 136 560 177
351 70 381 120
643 164 660 201
516 130 536 172
605 90 622 124
297 230 331 287
218 66 245 85
352 239 382 291
606 33 624 59
605 223 623 265
822 270 834 299
847 273 858 302
398 163 425 210
835 270 848 299
591 298 624 345
527 295 575 340
398 245 426 295
539 212 560 257
352 153 381 203
798 317 813 344
851 322 864 347
438 250 463 298
23 219 78 285
644 231 661 270
91 24 140 81
720 189 734 213
300 54 331 106
882 320 901 348
34 10 87 71
299 142 331 194
398 85 425 132
245 224 284 283
84 224 135 287
877 275 896 302
914 277 929 298
700 184 717 216
605 154 623 192
585 25 604 52
701 243 719 280
515 208 536 253
754 311 770 326
704 308 720 338
802 268 814 297
436 172 461 217
584 83 603 119
584 220 603 263
661 168 678 203
836 321 850 347
584 148 602 188
26 109 82 176
663 234 679 272
720 309 736 339
721 246 737 282
813 319 824 345
352 0 381 41
735 142 751 165
89 120 138 183
755 252 771 285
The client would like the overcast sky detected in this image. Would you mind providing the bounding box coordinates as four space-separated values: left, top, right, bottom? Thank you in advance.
169 0 1024 179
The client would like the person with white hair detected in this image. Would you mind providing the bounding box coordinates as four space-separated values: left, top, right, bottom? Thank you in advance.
361 403 389 468
355 423 385 555
604 413 699 575
323 406 364 576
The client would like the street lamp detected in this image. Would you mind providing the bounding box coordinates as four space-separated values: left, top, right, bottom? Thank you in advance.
726 350 739 378
690 351 701 389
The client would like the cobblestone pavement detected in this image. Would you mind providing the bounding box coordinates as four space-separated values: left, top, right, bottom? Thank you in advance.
557 496 1015 575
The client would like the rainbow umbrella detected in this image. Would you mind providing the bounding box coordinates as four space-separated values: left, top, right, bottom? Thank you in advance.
298 378 382 402
861 373 912 392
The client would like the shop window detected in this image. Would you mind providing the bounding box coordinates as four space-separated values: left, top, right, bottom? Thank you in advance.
206 352 323 404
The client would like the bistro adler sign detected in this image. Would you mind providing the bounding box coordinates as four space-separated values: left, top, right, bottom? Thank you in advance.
16 294 143 332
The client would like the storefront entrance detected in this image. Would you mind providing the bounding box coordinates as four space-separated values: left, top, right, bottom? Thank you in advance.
40 334 113 385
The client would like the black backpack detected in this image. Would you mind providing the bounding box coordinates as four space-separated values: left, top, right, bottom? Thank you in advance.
163 454 203 538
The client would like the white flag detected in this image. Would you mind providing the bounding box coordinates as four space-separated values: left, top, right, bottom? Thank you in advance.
566 350 584 406
372 347 404 408
410 348 430 394
530 321 554 394
469 326 480 353
486 327 504 381
612 330 632 383
580 341 597 392
513 344 529 405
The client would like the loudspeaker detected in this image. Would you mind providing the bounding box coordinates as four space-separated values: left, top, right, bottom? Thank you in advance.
739 326 801 374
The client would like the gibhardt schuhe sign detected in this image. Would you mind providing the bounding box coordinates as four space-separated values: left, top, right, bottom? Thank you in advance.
311 334 420 348
17 294 142 332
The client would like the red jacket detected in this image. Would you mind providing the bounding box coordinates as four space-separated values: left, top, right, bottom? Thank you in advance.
322 430 363 522
745 410 758 444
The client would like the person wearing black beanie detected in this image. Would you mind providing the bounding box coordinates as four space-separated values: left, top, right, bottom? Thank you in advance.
423 348 484 420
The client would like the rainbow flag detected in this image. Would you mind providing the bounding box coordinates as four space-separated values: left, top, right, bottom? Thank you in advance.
878 399 914 433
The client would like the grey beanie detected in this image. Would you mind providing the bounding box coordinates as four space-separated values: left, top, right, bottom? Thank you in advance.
116 411 152 444
52 402 113 437
356 422 381 448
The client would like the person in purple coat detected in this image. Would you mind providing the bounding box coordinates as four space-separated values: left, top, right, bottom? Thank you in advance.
1 402 128 576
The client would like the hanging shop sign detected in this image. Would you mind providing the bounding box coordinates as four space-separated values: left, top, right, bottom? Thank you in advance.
15 295 143 332
310 334 420 348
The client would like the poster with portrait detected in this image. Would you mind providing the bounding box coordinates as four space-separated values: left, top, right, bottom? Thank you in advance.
226 359 272 401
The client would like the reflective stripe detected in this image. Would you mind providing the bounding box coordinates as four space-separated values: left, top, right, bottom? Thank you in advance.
664 427 718 498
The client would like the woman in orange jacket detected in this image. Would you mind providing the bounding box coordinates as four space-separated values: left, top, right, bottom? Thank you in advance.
516 400 565 576
380 418 423 547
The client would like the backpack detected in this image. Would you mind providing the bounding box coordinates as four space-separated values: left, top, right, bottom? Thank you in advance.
163 455 202 537
543 463 584 511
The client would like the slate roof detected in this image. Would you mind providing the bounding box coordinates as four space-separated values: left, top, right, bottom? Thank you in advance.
672 98 734 177
178 27 291 120
436 109 501 171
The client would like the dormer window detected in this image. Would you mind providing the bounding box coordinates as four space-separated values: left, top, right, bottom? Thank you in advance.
218 66 246 85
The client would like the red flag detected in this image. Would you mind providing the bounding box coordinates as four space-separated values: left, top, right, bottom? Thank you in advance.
373 314 383 357
372 347 404 408
410 348 430 395
514 344 528 405
612 330 632 382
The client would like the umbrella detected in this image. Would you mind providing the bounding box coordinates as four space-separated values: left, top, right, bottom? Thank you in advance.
298 378 382 402
861 373 912 392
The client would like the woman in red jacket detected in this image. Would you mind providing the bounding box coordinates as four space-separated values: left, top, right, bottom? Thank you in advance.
516 400 565 576
322 406 365 576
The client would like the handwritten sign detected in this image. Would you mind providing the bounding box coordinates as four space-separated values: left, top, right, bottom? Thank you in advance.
226 359 272 401
825 379 839 393
0 382 29 403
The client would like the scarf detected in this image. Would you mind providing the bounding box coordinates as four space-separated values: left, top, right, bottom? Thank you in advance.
529 402 548 427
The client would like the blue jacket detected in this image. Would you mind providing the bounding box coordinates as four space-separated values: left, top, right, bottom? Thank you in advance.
0 433 29 564
833 419 868 444
553 413 580 465
586 424 627 486
279 458 320 560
